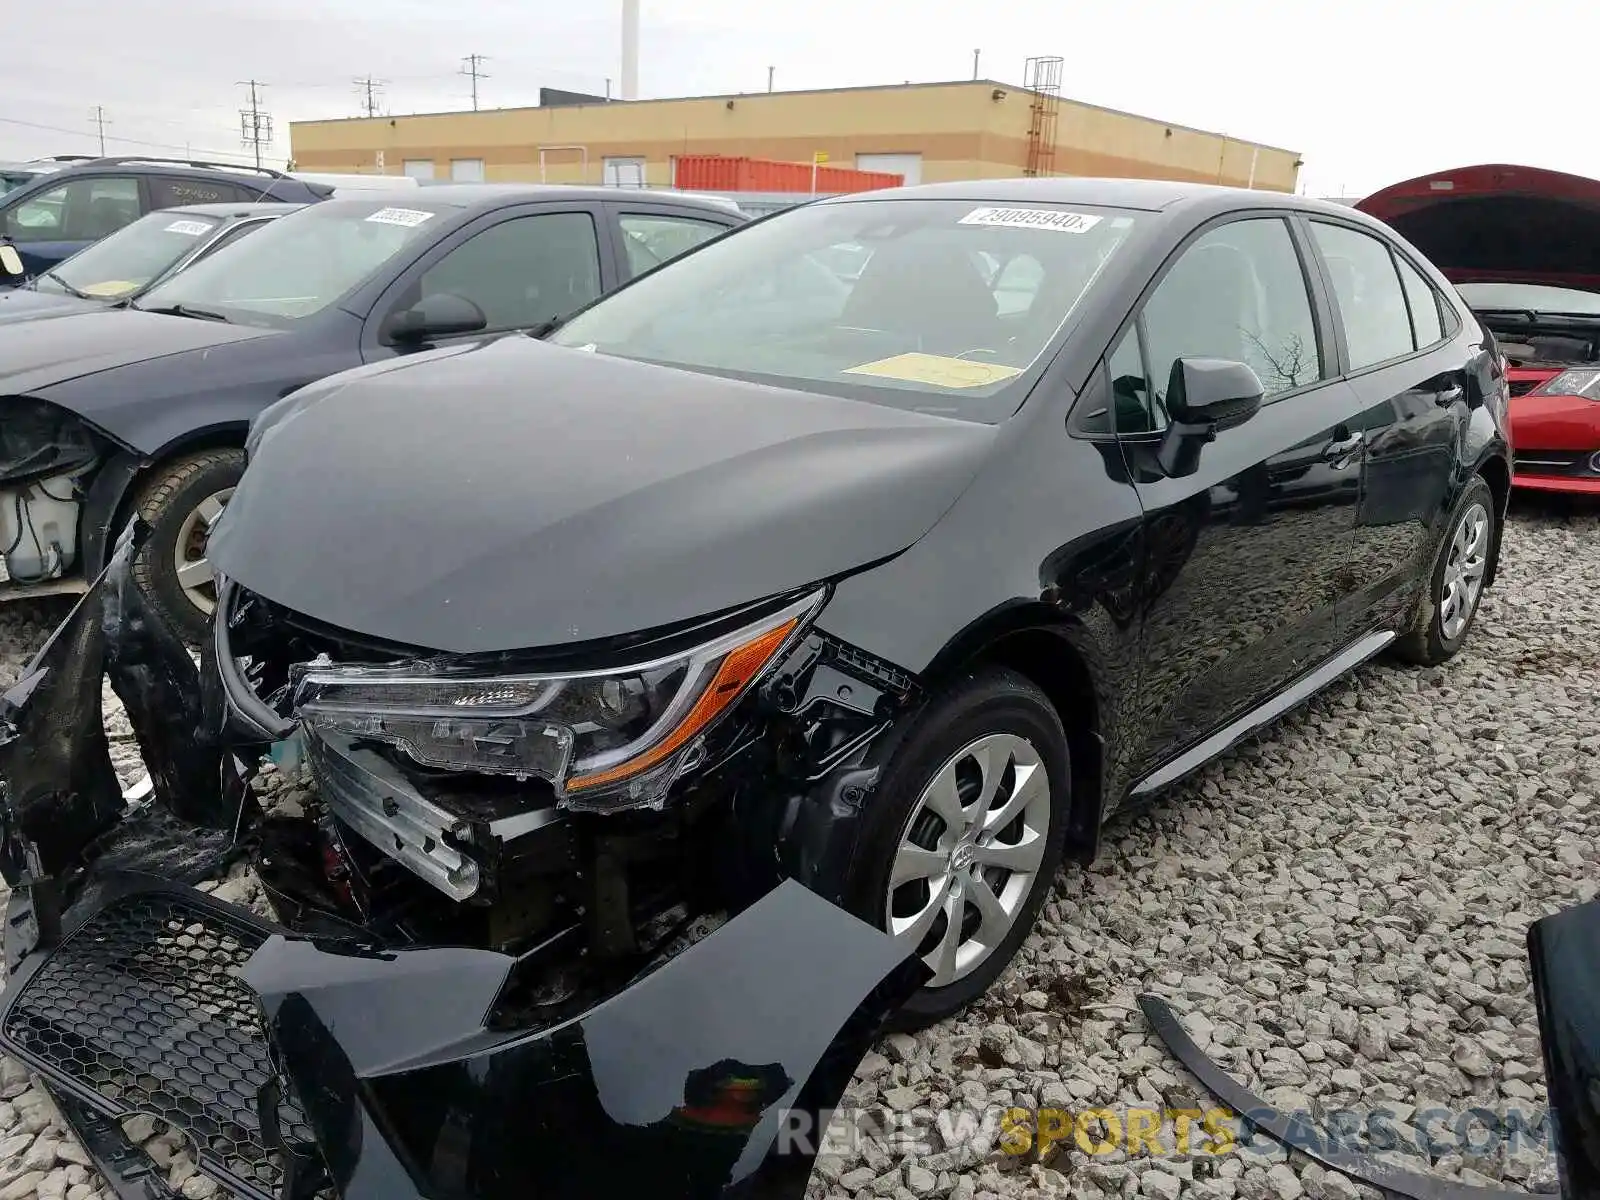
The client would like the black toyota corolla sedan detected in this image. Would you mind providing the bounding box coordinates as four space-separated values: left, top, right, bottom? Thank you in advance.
0 179 1510 1200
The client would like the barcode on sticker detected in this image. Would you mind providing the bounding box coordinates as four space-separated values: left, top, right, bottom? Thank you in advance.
366 207 435 228
959 207 1103 233
164 220 212 237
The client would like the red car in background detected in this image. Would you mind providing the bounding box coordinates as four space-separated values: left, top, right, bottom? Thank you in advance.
1359 164 1600 495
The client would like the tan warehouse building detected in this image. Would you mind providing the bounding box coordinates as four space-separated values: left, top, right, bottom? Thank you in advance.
289 79 1302 193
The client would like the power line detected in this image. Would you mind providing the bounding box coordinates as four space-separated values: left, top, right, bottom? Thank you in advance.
0 115 254 162
237 79 273 170
90 106 111 155
353 75 387 118
460 54 490 111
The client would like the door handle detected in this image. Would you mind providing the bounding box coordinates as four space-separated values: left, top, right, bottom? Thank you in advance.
1323 430 1364 466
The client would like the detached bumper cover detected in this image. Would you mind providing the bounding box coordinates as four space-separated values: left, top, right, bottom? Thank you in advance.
0 522 925 1200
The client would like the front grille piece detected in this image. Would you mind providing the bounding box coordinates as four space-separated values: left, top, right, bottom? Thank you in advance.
0 889 317 1200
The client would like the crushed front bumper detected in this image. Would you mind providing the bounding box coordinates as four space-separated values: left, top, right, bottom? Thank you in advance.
0 524 926 1200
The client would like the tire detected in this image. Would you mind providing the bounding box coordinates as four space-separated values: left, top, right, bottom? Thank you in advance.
844 667 1071 1029
1393 475 1495 666
130 449 245 644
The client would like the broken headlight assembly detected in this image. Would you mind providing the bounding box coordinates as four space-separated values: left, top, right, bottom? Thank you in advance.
286 589 824 811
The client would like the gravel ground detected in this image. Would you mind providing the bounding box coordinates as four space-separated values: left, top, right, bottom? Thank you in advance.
0 497 1594 1200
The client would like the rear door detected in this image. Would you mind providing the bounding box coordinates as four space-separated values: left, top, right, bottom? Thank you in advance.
604 203 743 280
1105 213 1364 773
360 200 613 363
1303 217 1468 636
0 173 144 278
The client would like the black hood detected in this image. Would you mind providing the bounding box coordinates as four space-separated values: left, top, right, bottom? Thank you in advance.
210 338 996 654
0 308 275 399
0 288 103 325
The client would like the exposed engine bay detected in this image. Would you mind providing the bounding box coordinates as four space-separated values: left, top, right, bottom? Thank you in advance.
0 397 103 585
0 522 928 1199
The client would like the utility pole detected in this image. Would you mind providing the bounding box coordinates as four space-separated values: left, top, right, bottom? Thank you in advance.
972 49 981 80
237 80 273 170
460 54 490 111
90 106 110 155
767 66 775 93
354 76 386 118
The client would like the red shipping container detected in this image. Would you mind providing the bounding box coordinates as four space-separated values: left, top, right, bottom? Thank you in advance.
673 154 902 194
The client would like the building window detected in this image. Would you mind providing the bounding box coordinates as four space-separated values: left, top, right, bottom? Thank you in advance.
603 156 647 187
403 159 436 180
450 158 485 183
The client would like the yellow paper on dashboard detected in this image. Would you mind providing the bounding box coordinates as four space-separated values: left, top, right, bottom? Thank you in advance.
843 353 1024 390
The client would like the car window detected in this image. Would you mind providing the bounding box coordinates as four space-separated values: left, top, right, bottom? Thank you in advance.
3 176 141 243
618 213 726 277
1106 327 1159 434
38 210 223 298
138 198 450 328
550 198 1143 424
1454 281 1600 315
1309 222 1414 371
1394 256 1444 349
417 212 601 331
148 176 246 210
1140 217 1323 422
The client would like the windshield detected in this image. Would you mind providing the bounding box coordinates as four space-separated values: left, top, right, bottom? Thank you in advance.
36 210 223 299
136 199 450 327
1456 281 1600 315
549 198 1142 422
0 170 44 195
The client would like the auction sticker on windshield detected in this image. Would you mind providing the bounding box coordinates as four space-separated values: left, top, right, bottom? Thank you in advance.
163 220 213 237
845 353 1025 389
958 207 1103 233
366 207 436 228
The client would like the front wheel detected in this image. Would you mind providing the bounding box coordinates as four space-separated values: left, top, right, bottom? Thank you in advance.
1393 475 1495 666
131 449 245 644
845 668 1071 1029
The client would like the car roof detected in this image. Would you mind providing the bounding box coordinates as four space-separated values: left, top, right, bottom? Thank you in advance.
362 183 746 216
823 176 1369 222
158 202 307 218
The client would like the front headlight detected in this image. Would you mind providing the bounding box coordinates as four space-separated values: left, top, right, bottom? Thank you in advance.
1532 369 1600 400
291 589 823 811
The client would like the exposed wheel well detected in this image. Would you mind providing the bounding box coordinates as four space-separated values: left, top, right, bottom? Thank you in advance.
1477 454 1510 588
955 627 1104 864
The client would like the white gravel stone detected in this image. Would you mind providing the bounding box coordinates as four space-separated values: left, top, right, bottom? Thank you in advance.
0 502 1595 1198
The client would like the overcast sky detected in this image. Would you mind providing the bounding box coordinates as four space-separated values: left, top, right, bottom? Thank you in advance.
2 0 1588 199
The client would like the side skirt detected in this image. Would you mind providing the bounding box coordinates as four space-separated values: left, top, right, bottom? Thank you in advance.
1128 629 1395 798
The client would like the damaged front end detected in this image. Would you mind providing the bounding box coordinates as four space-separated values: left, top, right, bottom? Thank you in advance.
0 523 927 1199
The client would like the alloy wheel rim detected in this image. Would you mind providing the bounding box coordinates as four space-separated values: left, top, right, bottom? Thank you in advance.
885 732 1051 988
172 487 234 616
1439 501 1489 642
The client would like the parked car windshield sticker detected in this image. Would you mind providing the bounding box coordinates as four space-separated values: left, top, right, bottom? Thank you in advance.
163 220 214 237
365 207 436 228
958 207 1103 233
80 280 140 297
844 353 1025 389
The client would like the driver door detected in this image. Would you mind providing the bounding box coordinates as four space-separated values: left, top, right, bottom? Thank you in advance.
360 202 615 362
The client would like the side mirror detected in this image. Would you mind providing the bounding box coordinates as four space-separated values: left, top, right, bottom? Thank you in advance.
384 292 487 345
0 243 23 278
1157 357 1265 478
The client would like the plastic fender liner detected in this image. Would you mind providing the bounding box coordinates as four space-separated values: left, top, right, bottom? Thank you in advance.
1138 995 1529 1200
1527 897 1600 1200
243 879 927 1200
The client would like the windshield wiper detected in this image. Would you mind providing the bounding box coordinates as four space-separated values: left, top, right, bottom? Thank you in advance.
525 316 566 339
41 271 93 301
135 302 231 323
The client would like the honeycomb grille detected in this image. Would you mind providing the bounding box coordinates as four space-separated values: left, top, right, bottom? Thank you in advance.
0 891 315 1200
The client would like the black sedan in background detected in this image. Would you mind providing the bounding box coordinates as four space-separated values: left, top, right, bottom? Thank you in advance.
0 185 746 638
0 201 301 324
0 178 1510 1200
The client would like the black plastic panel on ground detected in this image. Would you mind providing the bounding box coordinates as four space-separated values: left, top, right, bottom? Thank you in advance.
0 884 316 1200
